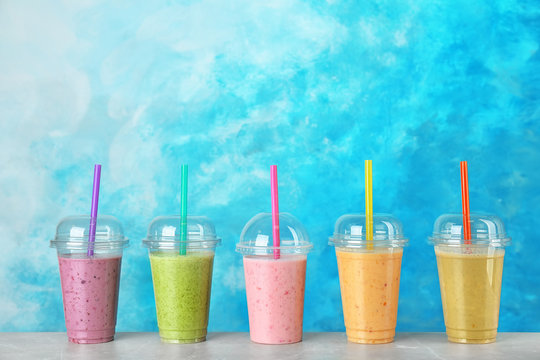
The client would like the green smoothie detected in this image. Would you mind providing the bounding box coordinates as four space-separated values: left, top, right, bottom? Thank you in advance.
149 251 215 343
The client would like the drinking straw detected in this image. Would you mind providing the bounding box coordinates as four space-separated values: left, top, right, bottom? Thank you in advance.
460 161 472 244
365 160 373 250
87 164 101 257
270 165 280 259
180 164 188 255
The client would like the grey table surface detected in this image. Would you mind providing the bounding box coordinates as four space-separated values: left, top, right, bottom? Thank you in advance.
0 332 538 360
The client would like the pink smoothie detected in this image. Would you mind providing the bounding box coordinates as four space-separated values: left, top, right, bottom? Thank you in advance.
58 254 122 344
243 255 307 344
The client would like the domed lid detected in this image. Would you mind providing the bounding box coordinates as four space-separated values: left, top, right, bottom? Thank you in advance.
430 213 511 246
236 213 312 256
142 215 221 250
329 213 408 248
50 215 128 250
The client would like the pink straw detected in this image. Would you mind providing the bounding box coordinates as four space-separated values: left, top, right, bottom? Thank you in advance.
87 164 101 257
270 165 280 259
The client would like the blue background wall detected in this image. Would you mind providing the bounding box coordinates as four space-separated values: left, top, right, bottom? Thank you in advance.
1 0 539 332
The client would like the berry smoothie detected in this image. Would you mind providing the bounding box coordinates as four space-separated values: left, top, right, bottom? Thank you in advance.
243 255 307 344
149 251 214 343
58 254 122 344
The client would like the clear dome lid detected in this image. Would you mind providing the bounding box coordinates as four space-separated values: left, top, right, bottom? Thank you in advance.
236 213 313 256
142 215 221 250
329 213 408 248
50 215 129 250
430 213 511 246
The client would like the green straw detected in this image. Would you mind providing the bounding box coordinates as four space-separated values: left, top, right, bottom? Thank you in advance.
180 164 188 255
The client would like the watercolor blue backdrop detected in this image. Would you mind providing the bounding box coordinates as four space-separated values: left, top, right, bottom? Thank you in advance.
1 0 539 333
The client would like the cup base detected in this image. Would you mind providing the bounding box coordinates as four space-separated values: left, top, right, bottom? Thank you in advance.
159 328 207 344
160 336 206 344
68 336 114 344
447 336 496 344
446 328 497 344
249 337 302 345
67 328 115 344
347 336 394 344
346 328 395 344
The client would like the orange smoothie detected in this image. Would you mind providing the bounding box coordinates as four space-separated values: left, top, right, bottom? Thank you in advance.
336 248 403 344
435 247 504 343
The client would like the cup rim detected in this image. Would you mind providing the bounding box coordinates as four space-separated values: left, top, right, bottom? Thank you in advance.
328 236 408 248
50 237 129 250
142 237 221 250
235 242 313 255
429 235 511 247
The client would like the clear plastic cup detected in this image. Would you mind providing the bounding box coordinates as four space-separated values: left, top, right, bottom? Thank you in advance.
236 213 313 344
50 215 129 344
142 216 221 343
430 213 511 344
329 213 408 344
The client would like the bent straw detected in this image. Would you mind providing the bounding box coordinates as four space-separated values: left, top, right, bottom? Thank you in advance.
365 160 373 250
87 164 101 257
180 164 188 255
460 161 472 244
270 165 280 259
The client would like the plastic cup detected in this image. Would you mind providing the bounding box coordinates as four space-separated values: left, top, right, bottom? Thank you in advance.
50 215 129 344
236 213 313 344
430 213 511 344
329 213 408 344
142 216 221 343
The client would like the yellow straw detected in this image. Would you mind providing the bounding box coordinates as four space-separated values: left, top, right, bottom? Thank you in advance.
365 160 373 250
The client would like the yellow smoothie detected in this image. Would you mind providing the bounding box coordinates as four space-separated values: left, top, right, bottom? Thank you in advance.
435 247 504 343
336 248 403 344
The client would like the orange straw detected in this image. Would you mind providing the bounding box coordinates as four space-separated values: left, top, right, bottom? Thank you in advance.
460 161 472 244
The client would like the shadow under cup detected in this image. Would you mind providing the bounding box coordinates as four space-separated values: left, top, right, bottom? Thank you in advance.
329 213 408 344
50 215 129 344
430 213 511 344
143 215 221 344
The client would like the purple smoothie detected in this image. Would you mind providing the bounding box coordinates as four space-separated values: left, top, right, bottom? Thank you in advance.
58 254 122 344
